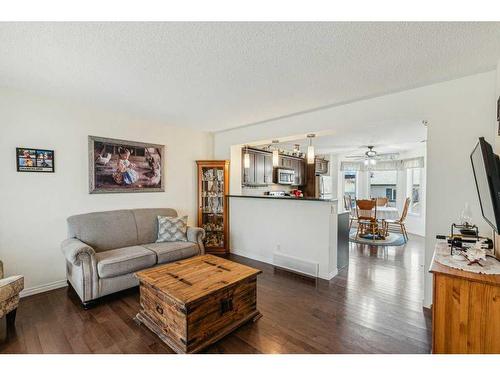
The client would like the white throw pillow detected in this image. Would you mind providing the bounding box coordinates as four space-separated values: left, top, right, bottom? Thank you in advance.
156 215 188 242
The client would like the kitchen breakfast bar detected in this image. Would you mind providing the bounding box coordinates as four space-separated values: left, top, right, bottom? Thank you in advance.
227 195 350 280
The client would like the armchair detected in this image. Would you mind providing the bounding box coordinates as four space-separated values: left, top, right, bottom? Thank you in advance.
0 260 24 343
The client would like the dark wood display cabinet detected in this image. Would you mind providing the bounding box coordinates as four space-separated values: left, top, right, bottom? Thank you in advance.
196 160 230 254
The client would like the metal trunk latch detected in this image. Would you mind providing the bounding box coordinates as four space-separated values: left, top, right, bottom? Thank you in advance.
220 298 233 314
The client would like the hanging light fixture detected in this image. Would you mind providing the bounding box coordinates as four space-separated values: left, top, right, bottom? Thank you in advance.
364 159 369 166
370 158 377 166
272 140 280 167
243 145 250 169
307 134 316 164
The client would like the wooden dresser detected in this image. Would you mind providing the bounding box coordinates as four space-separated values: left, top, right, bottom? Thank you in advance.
430 252 500 353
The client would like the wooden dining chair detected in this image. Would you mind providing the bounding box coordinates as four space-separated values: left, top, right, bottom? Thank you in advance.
375 197 388 207
355 199 378 239
343 194 351 211
383 197 410 241
344 195 356 230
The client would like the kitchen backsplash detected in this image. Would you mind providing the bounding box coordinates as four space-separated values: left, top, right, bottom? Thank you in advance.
242 183 294 196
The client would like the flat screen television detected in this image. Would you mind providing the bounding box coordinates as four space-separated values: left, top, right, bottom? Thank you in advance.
470 137 500 234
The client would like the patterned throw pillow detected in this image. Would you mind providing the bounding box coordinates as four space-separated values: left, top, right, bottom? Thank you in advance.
156 216 188 242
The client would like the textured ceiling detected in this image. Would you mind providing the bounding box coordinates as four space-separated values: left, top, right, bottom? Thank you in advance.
1 22 500 132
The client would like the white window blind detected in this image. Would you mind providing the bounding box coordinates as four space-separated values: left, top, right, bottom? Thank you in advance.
402 157 424 169
340 156 424 171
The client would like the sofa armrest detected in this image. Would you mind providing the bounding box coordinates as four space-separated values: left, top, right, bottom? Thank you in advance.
61 238 96 266
187 227 205 254
61 238 99 303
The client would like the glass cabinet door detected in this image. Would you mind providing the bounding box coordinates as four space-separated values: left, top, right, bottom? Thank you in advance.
200 166 225 249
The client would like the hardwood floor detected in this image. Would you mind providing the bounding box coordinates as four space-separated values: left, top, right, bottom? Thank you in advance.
0 235 431 354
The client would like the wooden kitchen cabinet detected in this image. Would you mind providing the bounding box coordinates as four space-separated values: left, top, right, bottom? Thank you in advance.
242 147 305 187
242 152 256 185
242 149 268 186
296 159 305 186
264 154 273 184
254 153 265 185
280 157 292 169
289 159 299 185
315 158 329 175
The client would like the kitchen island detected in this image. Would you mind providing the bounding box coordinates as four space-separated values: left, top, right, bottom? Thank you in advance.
228 194 348 280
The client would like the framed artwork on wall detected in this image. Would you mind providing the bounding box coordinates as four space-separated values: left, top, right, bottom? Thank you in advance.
16 148 55 173
88 135 165 194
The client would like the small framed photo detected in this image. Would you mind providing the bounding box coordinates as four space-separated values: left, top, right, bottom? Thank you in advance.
16 148 55 173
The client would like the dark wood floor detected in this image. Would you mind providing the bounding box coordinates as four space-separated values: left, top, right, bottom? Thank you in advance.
0 235 431 354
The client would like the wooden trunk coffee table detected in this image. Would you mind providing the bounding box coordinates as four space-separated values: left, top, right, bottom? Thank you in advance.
134 254 262 353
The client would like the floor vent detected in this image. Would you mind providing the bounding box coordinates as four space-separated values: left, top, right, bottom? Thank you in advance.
273 252 319 278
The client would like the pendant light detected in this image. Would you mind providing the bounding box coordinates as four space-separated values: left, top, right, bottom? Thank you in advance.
364 159 369 166
243 145 250 169
370 158 377 166
307 134 316 164
272 140 280 167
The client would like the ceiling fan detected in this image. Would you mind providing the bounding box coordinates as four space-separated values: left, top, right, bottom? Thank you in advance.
345 146 399 165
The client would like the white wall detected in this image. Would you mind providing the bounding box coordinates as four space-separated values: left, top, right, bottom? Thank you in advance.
229 197 338 279
397 146 427 237
355 170 370 199
0 87 213 295
328 154 339 199
214 71 497 308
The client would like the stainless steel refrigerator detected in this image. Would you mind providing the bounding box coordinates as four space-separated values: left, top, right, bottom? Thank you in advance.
316 175 333 199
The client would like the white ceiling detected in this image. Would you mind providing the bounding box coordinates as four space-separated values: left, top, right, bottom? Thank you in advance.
255 119 427 156
1 22 500 132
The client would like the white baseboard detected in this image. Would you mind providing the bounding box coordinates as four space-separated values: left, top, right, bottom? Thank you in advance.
322 269 338 280
232 248 273 265
20 279 67 298
408 231 425 237
232 248 338 281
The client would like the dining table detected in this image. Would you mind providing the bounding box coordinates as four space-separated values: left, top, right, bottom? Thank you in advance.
358 206 400 221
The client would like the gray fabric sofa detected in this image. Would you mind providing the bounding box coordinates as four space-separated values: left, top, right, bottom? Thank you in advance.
61 208 204 307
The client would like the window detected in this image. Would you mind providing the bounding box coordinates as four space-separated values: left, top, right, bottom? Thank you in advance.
386 187 396 201
370 170 397 207
407 168 422 215
343 171 357 208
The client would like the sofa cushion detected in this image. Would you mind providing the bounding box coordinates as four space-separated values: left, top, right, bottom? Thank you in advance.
143 242 199 264
156 215 188 243
67 210 138 252
132 208 178 244
96 246 156 278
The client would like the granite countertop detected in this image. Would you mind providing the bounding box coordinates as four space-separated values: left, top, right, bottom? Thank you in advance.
226 194 338 202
